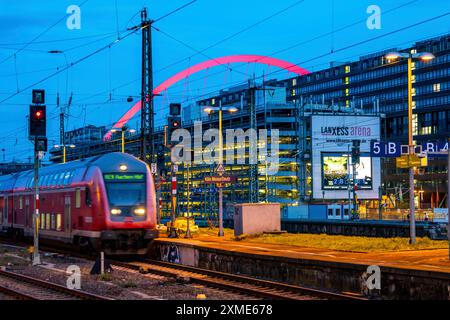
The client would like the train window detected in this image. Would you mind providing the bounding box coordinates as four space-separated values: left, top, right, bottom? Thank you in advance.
52 174 59 186
63 172 71 185
46 175 52 187
19 196 23 210
43 175 49 187
51 214 56 230
46 174 53 187
68 171 75 184
56 214 62 231
58 172 65 186
38 176 43 187
46 213 50 230
75 188 81 208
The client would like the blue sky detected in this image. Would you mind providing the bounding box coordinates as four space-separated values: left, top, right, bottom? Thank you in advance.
0 0 449 162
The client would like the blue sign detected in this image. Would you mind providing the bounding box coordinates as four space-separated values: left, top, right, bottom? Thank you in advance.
370 141 401 157
371 140 448 158
421 141 448 156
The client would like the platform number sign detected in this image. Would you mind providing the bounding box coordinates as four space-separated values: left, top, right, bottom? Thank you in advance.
370 141 401 157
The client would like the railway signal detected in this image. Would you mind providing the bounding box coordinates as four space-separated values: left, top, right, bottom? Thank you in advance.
29 105 46 137
169 103 181 116
352 139 361 164
167 116 181 143
29 89 47 266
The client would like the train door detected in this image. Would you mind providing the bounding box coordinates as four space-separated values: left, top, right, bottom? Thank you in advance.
4 196 8 224
64 195 71 233
25 197 30 228
0 197 3 225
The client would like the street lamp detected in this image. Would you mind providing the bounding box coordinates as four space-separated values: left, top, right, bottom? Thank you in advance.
203 102 239 237
54 144 75 164
111 126 137 153
385 50 435 244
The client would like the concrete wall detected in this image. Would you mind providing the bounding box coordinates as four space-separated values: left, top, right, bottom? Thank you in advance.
281 220 446 239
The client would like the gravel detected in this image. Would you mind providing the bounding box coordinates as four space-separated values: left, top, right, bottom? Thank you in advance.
0 244 256 300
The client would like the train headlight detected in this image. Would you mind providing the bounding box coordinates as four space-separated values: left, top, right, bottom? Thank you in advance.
134 208 146 216
119 164 128 171
111 208 122 215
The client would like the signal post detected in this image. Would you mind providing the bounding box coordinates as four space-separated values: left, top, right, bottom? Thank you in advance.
167 103 181 238
29 89 47 266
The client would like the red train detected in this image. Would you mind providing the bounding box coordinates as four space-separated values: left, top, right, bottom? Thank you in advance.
0 152 158 255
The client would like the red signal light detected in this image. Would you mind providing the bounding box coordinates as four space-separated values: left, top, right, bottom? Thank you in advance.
34 110 44 120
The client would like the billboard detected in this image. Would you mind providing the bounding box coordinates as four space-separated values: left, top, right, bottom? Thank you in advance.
322 153 372 190
311 115 381 200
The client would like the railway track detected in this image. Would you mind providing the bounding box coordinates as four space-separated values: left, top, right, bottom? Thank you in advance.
112 259 367 301
0 269 112 300
0 239 367 300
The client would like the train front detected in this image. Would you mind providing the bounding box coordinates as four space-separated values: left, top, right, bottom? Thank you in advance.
97 153 158 255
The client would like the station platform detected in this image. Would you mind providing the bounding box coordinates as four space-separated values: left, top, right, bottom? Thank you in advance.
153 232 450 299
156 233 450 274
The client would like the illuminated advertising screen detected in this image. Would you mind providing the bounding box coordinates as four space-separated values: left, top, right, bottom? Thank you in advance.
321 153 372 190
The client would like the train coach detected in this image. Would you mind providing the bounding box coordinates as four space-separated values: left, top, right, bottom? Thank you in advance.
0 152 158 255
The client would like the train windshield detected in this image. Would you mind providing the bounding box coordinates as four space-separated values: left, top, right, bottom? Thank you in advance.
105 182 146 207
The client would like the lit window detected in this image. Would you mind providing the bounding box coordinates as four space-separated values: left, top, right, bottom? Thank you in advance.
46 213 50 230
345 66 351 73
40 213 45 229
56 214 62 231
433 83 441 92
292 78 297 86
19 196 23 210
75 189 81 208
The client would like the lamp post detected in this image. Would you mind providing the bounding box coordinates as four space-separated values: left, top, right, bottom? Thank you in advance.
447 137 450 259
385 51 435 244
54 144 76 164
185 163 192 239
111 126 137 153
204 102 238 237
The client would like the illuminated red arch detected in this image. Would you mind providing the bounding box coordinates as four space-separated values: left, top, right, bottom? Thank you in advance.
104 54 309 140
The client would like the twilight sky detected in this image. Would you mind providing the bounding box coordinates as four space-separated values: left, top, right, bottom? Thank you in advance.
0 0 449 162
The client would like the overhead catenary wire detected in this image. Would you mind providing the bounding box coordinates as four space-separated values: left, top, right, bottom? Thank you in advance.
176 11 450 106
142 0 425 97
0 0 91 67
62 0 420 109
0 27 141 105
